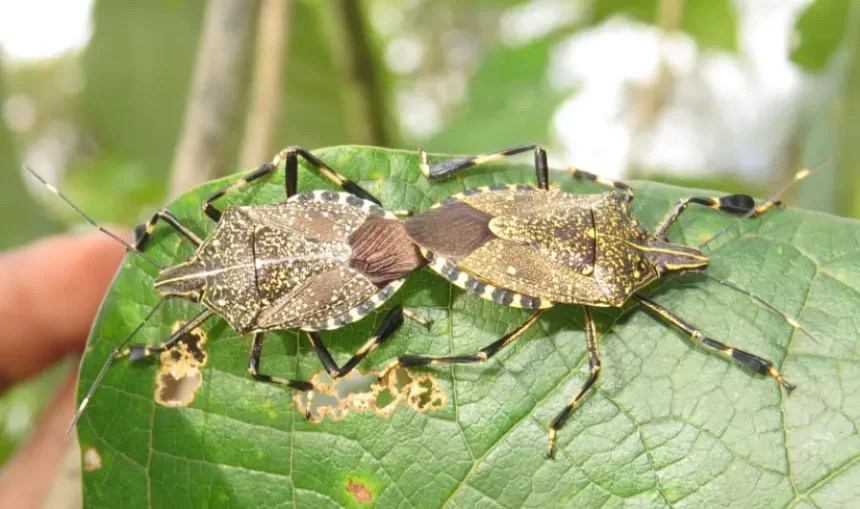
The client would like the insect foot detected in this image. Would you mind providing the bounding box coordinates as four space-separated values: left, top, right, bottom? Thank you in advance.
154 321 209 407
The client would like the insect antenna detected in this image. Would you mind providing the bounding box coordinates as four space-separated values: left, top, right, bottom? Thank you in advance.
681 158 830 345
699 273 821 344
698 157 829 250
25 167 165 270
67 297 167 436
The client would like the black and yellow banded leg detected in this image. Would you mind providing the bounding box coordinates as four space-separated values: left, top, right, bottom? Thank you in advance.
125 309 215 361
729 167 813 223
306 306 406 380
202 146 381 223
566 167 633 203
402 308 432 329
378 309 545 381
634 294 795 392
272 145 381 205
202 162 279 222
418 144 550 190
134 208 204 251
547 306 600 459
652 194 781 238
247 333 315 400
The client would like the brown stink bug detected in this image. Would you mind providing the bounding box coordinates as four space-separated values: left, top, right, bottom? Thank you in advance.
28 146 427 430
380 143 816 458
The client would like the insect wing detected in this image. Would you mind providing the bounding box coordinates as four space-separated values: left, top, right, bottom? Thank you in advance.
198 208 260 332
255 265 378 330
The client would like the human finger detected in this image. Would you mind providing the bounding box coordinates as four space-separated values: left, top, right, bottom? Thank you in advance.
0 371 77 507
0 231 127 389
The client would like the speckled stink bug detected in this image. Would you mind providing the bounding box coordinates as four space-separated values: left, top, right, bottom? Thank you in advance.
380 143 814 458
28 146 426 429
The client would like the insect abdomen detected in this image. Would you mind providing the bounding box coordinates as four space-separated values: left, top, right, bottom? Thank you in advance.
348 216 425 285
403 200 495 263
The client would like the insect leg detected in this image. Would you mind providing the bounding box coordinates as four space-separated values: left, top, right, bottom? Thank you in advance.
273 146 381 204
134 209 204 250
652 194 780 238
633 294 795 391
202 162 279 222
378 309 545 380
417 144 549 190
566 168 633 202
125 309 215 359
402 308 432 329
247 333 315 392
306 306 405 380
547 307 600 459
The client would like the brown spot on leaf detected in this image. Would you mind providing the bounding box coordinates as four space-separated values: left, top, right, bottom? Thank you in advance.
403 374 446 412
154 321 208 407
346 479 373 504
293 366 446 422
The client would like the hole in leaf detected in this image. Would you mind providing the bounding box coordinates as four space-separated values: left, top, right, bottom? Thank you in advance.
154 321 208 407
293 366 446 421
83 447 102 472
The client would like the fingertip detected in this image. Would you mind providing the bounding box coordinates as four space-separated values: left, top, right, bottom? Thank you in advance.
0 230 130 383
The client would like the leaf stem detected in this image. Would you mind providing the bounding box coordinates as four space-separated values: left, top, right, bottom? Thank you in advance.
169 0 259 198
836 0 860 218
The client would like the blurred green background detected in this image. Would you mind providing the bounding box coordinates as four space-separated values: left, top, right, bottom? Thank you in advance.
0 0 858 472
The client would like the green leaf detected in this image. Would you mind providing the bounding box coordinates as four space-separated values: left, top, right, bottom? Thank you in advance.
276 0 365 147
78 146 860 508
593 0 658 26
82 0 205 185
593 0 738 52
0 68 57 248
678 0 738 52
794 2 860 219
791 0 853 72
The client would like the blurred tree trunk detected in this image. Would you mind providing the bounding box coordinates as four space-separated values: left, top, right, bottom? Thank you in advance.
836 0 860 218
239 0 292 170
169 0 260 197
0 57 56 249
330 0 393 146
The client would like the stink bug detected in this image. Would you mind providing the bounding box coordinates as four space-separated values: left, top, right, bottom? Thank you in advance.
28 146 426 428
381 144 816 458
